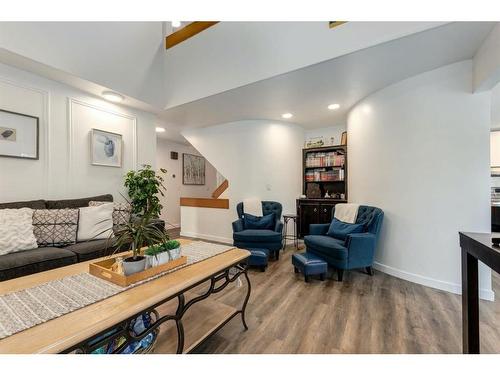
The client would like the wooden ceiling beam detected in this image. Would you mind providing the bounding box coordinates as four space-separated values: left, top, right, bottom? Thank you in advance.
165 21 219 50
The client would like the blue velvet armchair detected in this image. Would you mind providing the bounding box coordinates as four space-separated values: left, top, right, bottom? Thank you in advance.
232 201 284 260
304 205 384 281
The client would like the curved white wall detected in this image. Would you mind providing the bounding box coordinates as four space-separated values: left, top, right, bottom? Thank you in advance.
347 60 493 299
181 120 304 243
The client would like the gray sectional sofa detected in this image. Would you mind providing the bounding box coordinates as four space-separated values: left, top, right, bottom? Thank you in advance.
0 194 117 281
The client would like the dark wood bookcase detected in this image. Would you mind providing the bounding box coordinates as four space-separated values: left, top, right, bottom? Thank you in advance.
297 145 348 238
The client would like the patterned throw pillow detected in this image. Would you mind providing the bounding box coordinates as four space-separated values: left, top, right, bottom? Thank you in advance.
0 208 38 255
32 209 79 247
89 201 132 228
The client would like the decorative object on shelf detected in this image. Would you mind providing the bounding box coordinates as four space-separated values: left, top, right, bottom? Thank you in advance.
90 128 122 167
341 131 347 146
125 164 167 217
324 191 330 198
110 213 169 276
170 151 178 160
145 239 181 268
306 183 321 198
183 153 205 185
329 137 335 146
305 136 324 149
0 109 39 160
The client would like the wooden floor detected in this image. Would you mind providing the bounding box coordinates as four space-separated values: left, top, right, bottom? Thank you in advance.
179 244 500 354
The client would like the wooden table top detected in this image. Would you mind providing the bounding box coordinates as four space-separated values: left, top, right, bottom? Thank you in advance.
459 232 500 274
0 239 249 354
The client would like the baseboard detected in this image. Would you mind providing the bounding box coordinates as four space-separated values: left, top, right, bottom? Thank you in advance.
180 231 233 245
373 261 495 301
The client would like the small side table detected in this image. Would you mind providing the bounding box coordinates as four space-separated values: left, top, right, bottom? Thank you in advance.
283 214 299 250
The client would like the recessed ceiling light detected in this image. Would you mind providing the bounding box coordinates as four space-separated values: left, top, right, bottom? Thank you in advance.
102 91 124 103
328 103 340 110
172 21 181 28
155 127 166 133
281 113 293 119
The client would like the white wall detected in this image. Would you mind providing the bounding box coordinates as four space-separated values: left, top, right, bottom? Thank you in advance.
0 22 166 108
473 23 500 92
156 138 219 228
348 60 493 299
165 22 444 108
0 62 157 203
181 120 304 243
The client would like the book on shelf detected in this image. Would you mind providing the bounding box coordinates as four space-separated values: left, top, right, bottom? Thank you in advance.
305 168 344 182
305 151 345 168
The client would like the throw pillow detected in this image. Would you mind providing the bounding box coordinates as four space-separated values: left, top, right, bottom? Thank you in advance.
243 213 275 230
326 218 364 241
0 208 38 255
32 209 79 247
89 201 132 228
77 203 114 242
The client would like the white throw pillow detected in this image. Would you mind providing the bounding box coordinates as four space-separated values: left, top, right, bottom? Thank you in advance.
0 208 38 256
77 203 114 242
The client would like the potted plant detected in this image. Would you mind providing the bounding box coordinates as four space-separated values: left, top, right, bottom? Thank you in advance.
111 214 169 276
144 240 181 268
124 164 167 218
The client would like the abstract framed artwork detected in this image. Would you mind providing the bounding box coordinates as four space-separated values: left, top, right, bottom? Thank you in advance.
0 109 39 160
183 153 205 185
90 128 123 168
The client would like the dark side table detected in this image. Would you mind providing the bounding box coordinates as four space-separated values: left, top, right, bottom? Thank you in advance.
459 232 500 354
283 214 299 250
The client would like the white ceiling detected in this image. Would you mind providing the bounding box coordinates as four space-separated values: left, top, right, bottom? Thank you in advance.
158 22 495 141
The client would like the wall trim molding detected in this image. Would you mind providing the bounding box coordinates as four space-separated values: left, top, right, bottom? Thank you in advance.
0 75 51 197
373 261 495 301
180 231 232 245
67 97 138 194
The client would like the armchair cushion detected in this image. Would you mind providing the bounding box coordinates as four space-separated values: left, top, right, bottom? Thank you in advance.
233 229 282 243
326 218 364 241
309 223 330 236
304 235 348 261
243 213 275 230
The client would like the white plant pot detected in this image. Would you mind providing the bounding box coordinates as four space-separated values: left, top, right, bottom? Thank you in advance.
122 256 146 276
169 247 181 260
146 251 171 268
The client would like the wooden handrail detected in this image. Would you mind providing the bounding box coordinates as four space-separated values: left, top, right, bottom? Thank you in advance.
166 22 219 50
180 197 229 209
211 179 229 199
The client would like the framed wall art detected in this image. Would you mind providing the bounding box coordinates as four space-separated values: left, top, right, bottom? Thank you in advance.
90 128 123 168
183 153 205 185
0 109 39 160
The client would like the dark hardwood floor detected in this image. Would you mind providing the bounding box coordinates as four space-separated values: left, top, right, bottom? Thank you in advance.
183 244 500 354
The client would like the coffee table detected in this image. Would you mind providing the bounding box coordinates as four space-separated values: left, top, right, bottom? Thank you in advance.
0 239 251 354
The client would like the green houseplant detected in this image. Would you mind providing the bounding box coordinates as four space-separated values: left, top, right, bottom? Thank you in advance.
144 240 181 268
124 164 167 217
111 214 169 276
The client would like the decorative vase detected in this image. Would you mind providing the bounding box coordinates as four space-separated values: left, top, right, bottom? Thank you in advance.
122 256 146 275
169 246 181 260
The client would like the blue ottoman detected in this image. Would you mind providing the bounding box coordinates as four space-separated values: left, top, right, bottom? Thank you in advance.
292 252 328 282
247 248 269 272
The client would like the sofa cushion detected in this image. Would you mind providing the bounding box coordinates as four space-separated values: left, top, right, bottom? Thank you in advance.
304 235 348 261
89 201 132 229
0 247 77 281
326 218 364 240
77 204 114 242
0 199 46 210
45 194 113 209
233 229 282 243
0 208 39 256
66 239 115 262
243 213 275 230
32 209 79 247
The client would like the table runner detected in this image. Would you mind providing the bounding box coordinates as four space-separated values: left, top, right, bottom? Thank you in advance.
0 241 234 339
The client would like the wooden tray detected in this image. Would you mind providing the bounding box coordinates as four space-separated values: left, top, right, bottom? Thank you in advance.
89 251 188 287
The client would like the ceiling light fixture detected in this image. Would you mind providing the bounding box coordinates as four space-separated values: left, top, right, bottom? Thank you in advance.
328 103 340 110
102 91 124 103
281 113 293 119
171 21 181 28
155 127 166 133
